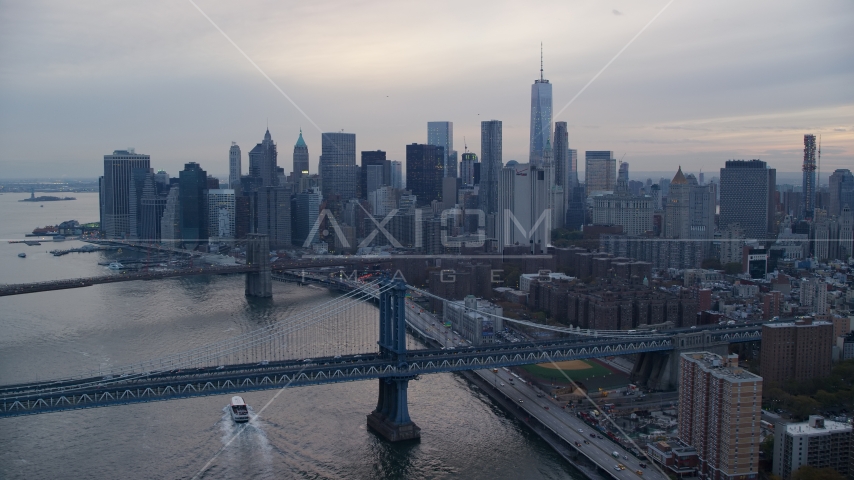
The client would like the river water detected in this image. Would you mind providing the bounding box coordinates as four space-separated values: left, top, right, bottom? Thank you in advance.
0 192 580 479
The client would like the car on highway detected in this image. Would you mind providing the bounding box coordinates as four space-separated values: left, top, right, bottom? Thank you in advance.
614 465 622 471
578 428 583 433
543 406 549 410
519 399 523 403
639 463 647 468
636 470 643 475
500 382 505 386
617 464 626 470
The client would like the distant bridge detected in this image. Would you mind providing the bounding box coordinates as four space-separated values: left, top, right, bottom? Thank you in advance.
0 264 257 297
1 234 394 298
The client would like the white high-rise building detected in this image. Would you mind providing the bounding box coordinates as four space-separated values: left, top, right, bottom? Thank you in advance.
369 186 397 217
206 189 236 243
773 416 852 479
800 277 828 315
529 47 552 167
428 121 454 177
160 186 181 247
497 161 559 253
228 142 241 189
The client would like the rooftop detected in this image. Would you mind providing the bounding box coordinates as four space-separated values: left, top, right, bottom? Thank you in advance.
785 419 851 436
681 352 762 383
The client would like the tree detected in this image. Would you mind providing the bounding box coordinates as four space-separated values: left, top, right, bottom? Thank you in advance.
723 262 742 275
760 436 774 459
791 466 845 480
701 258 722 269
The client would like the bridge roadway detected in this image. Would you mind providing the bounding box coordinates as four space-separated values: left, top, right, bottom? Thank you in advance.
0 264 257 297
402 300 664 480
1 335 678 417
0 315 765 419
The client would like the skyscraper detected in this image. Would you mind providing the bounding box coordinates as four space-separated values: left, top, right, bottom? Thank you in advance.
366 164 384 196
427 122 454 177
390 161 403 189
568 148 578 187
102 149 151 239
585 151 616 196
206 189 236 242
405 144 443 206
664 166 692 239
160 186 181 247
689 182 717 250
498 161 554 252
529 46 552 166
719 160 776 240
460 152 478 187
802 134 817 220
553 122 569 188
179 162 208 248
229 142 241 189
140 175 168 243
618 162 629 183
319 132 357 201
479 121 503 218
678 352 762 480
292 129 309 180
361 150 387 199
294 187 322 246
829 168 854 217
248 129 278 187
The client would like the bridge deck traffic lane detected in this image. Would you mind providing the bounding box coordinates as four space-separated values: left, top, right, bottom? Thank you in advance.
406 299 660 480
484 368 663 480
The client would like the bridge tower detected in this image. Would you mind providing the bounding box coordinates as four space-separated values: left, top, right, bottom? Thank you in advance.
245 234 272 297
630 331 730 391
367 280 421 442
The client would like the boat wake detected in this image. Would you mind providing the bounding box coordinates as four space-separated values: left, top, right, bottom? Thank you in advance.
217 405 274 471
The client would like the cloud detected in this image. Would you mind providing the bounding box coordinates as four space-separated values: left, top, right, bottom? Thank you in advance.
0 0 852 178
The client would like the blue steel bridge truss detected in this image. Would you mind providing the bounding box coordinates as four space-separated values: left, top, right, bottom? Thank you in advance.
0 280 762 421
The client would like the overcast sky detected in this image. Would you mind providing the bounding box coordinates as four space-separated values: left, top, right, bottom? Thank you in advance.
1 0 852 181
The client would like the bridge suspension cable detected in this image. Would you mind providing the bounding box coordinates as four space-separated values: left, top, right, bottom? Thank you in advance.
0 280 392 399
406 286 669 339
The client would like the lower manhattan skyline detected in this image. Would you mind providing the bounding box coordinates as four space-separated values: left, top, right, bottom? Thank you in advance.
1 0 852 179
2 3 854 479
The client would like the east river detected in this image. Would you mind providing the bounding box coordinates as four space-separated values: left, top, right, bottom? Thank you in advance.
0 192 580 479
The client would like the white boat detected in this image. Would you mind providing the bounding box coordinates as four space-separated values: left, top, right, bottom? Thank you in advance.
18 253 26 258
229 396 250 423
108 262 124 270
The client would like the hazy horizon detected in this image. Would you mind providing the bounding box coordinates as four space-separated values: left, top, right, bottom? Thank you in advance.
1 1 852 179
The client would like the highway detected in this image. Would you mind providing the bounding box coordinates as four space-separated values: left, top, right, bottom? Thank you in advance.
402 297 666 480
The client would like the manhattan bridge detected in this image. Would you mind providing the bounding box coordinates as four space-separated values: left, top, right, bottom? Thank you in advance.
0 238 763 442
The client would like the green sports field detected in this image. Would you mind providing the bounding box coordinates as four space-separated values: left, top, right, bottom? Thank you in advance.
520 360 614 383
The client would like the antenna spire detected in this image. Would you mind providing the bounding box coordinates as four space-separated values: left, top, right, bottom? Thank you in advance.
540 42 544 81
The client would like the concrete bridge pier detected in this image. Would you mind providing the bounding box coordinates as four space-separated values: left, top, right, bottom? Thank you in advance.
367 376 421 441
245 234 272 298
367 279 420 442
630 331 730 391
